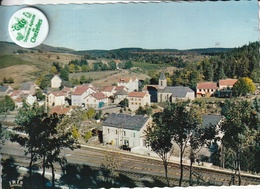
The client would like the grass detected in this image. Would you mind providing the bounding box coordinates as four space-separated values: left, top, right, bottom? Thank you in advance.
70 70 120 80
132 61 170 70
0 55 32 69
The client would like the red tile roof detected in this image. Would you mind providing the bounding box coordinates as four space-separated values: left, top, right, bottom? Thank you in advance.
50 91 66 97
128 92 147 98
100 86 115 92
91 92 107 100
72 85 90 95
49 106 71 115
197 82 218 89
118 77 137 83
219 79 238 86
115 86 128 91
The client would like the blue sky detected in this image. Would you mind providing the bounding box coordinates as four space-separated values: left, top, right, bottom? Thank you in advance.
0 1 258 50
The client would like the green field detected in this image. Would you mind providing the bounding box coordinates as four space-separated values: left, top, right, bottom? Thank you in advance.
0 55 32 69
70 70 120 80
132 61 171 70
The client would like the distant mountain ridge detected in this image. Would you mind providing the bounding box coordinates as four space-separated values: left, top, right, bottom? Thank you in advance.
0 41 232 56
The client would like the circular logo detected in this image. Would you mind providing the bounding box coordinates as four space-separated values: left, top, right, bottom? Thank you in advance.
8 7 49 48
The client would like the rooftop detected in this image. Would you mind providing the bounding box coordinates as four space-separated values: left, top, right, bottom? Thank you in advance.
160 86 194 98
103 113 150 131
128 91 148 98
197 82 218 89
219 79 238 86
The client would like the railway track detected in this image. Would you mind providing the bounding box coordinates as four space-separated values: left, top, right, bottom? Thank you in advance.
2 144 260 187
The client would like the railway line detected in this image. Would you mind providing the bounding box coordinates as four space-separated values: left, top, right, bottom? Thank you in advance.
2 142 260 187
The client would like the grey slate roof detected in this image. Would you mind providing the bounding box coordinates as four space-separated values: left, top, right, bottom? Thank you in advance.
0 86 9 93
161 86 194 97
103 113 149 131
20 82 33 91
159 72 166 80
115 89 128 96
202 115 223 127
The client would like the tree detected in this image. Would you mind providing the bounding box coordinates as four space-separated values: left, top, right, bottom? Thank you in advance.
220 100 259 185
60 67 69 81
11 103 45 188
35 89 45 101
145 115 174 187
86 108 96 119
232 77 256 96
0 95 15 113
124 61 133 69
167 102 202 186
80 75 87 84
108 61 117 70
40 76 51 90
135 105 152 116
11 103 79 188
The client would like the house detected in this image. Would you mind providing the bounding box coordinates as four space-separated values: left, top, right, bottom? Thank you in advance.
9 90 23 100
114 88 128 104
51 75 62 89
157 72 195 102
85 92 108 108
117 77 139 92
25 94 37 106
71 84 96 106
49 106 72 115
19 82 35 95
14 97 23 109
100 86 116 97
218 79 238 90
61 86 73 98
0 85 13 96
196 82 218 98
127 91 151 111
48 91 66 107
202 114 224 146
102 113 152 148
217 79 238 97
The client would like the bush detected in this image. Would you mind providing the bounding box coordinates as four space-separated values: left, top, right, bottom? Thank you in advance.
72 126 79 139
84 131 92 142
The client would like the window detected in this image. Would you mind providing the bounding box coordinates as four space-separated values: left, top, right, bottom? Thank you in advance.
116 130 118 134
124 131 126 136
107 129 110 133
133 132 135 137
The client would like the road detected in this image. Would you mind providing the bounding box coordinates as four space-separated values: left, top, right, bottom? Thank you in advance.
2 140 260 187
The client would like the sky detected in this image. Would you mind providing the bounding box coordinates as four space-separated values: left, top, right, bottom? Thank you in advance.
0 1 258 50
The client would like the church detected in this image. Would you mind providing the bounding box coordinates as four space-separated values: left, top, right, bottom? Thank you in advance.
157 72 195 103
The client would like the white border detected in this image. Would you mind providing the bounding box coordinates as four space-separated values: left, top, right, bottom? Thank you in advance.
2 0 167 5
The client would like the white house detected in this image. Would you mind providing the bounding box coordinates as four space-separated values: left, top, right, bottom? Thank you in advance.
51 75 62 89
85 92 108 108
127 91 151 111
48 91 66 107
196 82 218 98
114 88 128 104
25 94 37 106
71 84 96 106
102 113 152 148
117 77 139 92
100 86 116 97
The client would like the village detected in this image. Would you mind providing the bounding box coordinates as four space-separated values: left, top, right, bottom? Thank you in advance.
0 70 250 152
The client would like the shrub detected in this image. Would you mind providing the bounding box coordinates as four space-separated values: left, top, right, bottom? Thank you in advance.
84 131 92 142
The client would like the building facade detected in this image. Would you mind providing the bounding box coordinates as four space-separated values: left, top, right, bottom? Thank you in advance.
102 113 152 148
127 91 151 111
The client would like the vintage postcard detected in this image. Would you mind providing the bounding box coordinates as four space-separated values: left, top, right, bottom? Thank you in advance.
0 1 259 189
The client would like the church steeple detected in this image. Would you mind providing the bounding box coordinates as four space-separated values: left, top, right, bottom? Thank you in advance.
158 72 167 89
